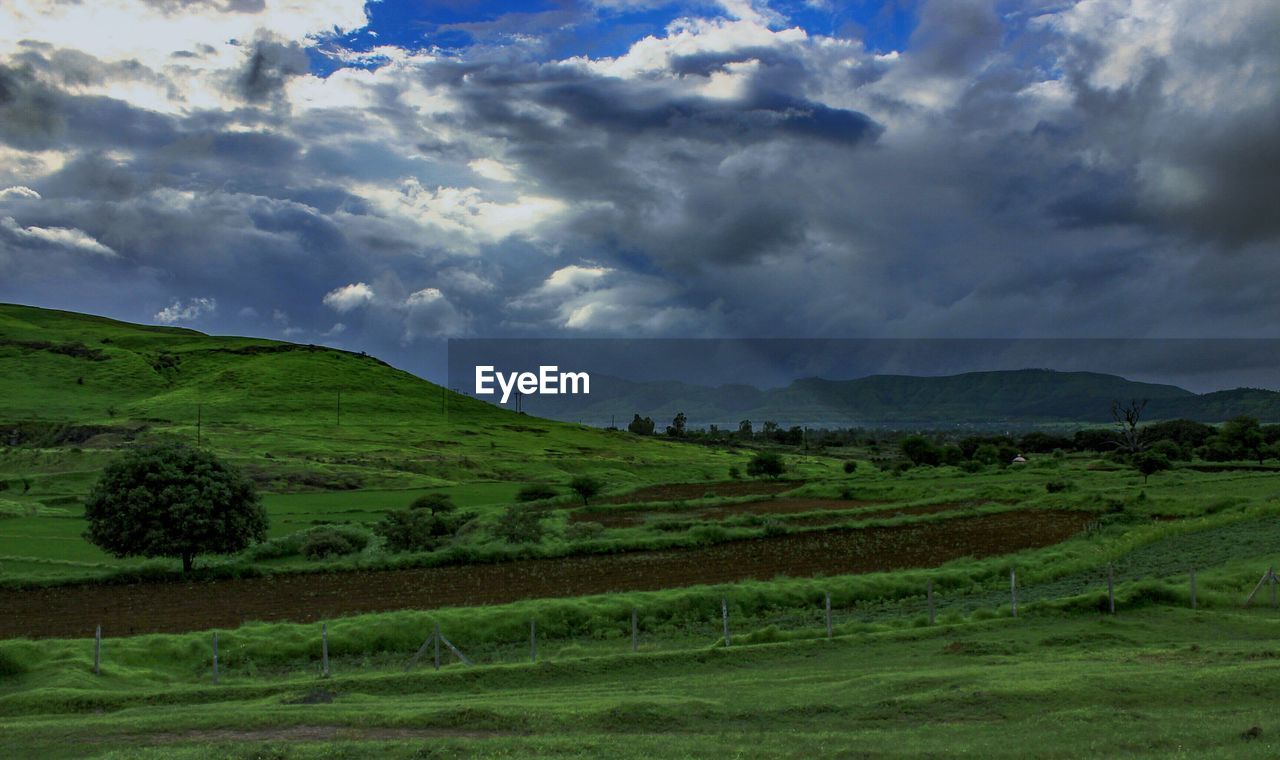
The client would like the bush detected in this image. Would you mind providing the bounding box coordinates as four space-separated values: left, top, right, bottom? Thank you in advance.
728 466 741 480
746 452 785 479
0 649 26 679
301 528 365 560
689 525 730 545
842 460 857 474
515 484 558 502
958 460 984 474
493 505 546 544
409 493 456 513
568 476 603 505
564 521 605 542
1045 480 1071 494
375 507 471 553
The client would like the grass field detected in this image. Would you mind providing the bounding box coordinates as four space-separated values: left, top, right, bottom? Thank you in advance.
8 303 1280 757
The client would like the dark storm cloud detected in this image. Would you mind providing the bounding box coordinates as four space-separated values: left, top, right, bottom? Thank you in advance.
3 0 1280 387
233 38 309 104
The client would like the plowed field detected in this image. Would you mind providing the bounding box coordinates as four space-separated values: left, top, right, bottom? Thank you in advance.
0 509 1088 639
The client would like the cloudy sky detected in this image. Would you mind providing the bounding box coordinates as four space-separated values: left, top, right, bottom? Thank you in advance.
1 0 1277 383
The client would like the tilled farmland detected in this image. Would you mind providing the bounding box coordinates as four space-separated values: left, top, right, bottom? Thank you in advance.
0 509 1089 639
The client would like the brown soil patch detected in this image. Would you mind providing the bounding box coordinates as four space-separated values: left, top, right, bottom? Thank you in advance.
574 498 991 529
597 480 802 505
0 509 1088 639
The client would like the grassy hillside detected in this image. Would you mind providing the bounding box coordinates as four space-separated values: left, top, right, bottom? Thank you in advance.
0 303 751 578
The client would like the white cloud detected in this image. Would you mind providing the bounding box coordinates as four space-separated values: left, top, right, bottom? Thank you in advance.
154 297 216 324
322 282 375 312
356 179 566 250
402 287 468 339
0 187 41 201
467 158 518 183
0 217 116 257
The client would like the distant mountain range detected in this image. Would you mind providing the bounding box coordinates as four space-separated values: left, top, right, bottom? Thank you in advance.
515 369 1280 428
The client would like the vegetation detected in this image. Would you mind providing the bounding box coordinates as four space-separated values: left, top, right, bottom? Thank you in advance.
491 505 546 544
82 444 266 573
746 452 786 479
568 475 602 505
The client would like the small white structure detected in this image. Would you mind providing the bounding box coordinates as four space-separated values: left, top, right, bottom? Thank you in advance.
1011 455 1028 464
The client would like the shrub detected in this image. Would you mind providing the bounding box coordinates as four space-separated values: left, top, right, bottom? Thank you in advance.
728 466 741 480
689 525 729 545
959 460 984 474
568 475 603 505
0 649 26 679
301 528 364 560
746 452 785 479
1045 480 1071 493
492 505 546 544
843 460 857 474
375 508 470 553
409 493 456 513
515 484 558 502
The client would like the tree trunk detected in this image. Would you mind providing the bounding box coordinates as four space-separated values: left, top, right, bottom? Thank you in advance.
182 552 193 573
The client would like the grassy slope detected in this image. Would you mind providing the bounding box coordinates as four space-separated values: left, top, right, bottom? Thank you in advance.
0 302 760 580
4 608 1280 758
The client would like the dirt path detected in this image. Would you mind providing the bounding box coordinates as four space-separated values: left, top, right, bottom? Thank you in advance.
0 510 1088 639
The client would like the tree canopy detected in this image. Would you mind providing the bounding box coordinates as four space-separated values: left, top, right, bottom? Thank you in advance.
83 445 267 572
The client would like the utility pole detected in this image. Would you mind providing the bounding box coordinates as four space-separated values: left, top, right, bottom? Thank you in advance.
196 404 201 447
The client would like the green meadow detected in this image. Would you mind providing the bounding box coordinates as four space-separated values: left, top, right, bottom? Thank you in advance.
6 303 1280 757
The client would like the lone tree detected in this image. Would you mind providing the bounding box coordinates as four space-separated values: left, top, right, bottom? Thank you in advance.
666 411 688 438
746 452 786 479
568 475 602 505
1134 450 1171 483
1111 398 1149 455
627 414 655 435
83 445 266 573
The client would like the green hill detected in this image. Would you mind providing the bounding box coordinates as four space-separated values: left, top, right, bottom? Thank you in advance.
0 303 734 496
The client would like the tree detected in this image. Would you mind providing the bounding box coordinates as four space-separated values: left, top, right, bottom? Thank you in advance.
843 460 858 474
516 483 558 502
738 420 753 438
627 414 655 435
409 493 456 514
1134 451 1171 483
492 504 546 544
666 411 688 438
568 475 602 505
375 495 472 552
1111 398 1149 455
746 452 786 479
1220 416 1265 464
899 435 941 467
83 445 266 573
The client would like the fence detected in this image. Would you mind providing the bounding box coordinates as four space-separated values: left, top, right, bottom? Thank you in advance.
78 562 1280 682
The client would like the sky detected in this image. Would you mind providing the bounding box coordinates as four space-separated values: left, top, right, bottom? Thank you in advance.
1 0 1278 386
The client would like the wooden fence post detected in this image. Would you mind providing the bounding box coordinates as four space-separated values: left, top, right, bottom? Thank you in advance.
825 592 833 639
93 624 101 675
631 608 639 653
530 619 537 664
434 621 441 671
722 598 731 647
321 622 330 679
1010 570 1018 618
1107 563 1115 615
1190 566 1197 610
1271 566 1277 609
212 632 219 684
927 580 935 626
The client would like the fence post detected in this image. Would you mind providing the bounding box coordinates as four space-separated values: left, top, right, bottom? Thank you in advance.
1271 567 1277 609
927 580 935 626
631 608 639 653
1010 570 1018 618
530 619 537 664
93 624 101 675
434 621 441 671
722 598 731 647
1190 566 1197 610
825 592 833 639
212 632 219 684
321 622 330 679
1107 563 1115 615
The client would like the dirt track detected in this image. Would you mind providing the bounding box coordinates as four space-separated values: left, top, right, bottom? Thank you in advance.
1 510 1088 639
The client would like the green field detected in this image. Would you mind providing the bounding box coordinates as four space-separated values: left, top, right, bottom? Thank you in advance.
7 303 1280 757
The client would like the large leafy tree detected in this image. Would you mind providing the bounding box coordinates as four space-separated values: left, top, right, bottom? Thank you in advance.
84 445 267 573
